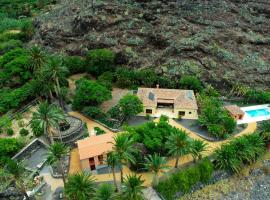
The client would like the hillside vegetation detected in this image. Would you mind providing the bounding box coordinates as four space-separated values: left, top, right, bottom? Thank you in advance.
33 0 270 90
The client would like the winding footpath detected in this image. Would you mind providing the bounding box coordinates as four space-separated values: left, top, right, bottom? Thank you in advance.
68 111 257 186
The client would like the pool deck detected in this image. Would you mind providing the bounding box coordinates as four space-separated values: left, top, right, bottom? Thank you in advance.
237 104 270 124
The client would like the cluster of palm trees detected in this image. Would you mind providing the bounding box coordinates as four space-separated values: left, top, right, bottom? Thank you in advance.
29 46 69 109
64 171 145 200
104 128 209 191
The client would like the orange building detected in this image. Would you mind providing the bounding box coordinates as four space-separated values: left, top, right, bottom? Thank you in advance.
77 133 114 172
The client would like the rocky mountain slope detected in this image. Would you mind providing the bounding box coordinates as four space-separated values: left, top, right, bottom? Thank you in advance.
33 0 270 90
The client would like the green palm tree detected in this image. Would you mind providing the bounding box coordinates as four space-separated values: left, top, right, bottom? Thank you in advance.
144 153 168 186
166 129 191 168
47 142 69 185
121 174 145 200
190 139 208 162
43 56 69 109
30 101 65 144
5 160 29 199
111 133 136 183
65 172 95 200
214 144 241 173
93 183 115 200
106 151 120 191
28 46 46 73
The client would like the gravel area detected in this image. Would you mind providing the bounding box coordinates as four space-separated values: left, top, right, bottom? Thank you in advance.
175 119 247 141
126 116 153 127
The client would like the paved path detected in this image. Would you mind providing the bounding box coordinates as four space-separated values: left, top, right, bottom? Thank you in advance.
68 111 257 187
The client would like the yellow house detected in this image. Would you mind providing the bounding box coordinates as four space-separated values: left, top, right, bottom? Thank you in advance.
77 133 114 172
137 86 198 119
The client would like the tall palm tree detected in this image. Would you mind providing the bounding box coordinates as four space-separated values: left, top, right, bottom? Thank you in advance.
43 56 69 109
144 153 168 186
47 142 69 185
30 101 65 144
111 133 136 183
28 46 46 73
166 129 191 168
5 160 29 199
121 174 145 200
65 172 95 200
93 183 115 200
190 139 208 162
106 152 120 191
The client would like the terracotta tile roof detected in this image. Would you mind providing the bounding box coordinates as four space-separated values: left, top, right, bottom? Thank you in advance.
137 88 198 109
224 105 245 116
77 133 114 160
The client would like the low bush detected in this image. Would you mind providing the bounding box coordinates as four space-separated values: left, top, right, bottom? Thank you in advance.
155 159 214 200
0 138 24 166
179 76 203 92
85 49 116 76
82 106 107 120
244 89 270 104
19 128 29 136
214 133 265 173
30 120 43 137
72 78 112 110
198 94 236 138
94 127 105 135
6 128 14 136
64 56 85 75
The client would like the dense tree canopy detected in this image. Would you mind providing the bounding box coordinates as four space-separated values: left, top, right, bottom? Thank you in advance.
119 94 143 120
72 78 112 110
86 49 115 76
198 94 236 138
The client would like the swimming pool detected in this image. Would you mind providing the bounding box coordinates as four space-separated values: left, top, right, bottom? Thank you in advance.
246 108 270 117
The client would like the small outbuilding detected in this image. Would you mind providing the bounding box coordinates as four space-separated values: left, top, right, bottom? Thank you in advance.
77 133 114 172
224 105 245 120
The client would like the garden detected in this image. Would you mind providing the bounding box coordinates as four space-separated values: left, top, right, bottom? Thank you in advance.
1 1 270 199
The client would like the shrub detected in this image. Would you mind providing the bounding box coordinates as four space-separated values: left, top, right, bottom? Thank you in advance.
30 120 43 137
0 138 24 166
179 76 203 92
155 160 214 199
119 94 143 120
64 56 85 74
72 78 112 110
82 106 106 120
158 76 177 89
20 20 34 41
19 128 29 136
198 159 214 183
115 68 138 88
159 115 169 123
137 69 158 87
198 94 236 138
0 39 23 54
86 49 115 76
94 127 105 135
244 89 270 104
214 133 265 173
130 121 177 155
6 128 14 136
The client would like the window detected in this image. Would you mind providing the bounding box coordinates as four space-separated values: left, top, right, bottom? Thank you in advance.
98 155 104 164
146 109 152 114
178 111 185 116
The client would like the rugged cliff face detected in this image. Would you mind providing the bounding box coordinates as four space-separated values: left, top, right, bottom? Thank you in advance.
33 0 270 90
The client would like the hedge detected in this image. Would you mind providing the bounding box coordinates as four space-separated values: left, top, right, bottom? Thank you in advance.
155 158 214 200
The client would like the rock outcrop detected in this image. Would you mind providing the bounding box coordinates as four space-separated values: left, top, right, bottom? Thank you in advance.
33 0 270 90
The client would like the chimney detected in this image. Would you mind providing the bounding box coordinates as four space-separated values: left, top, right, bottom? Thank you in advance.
156 84 159 89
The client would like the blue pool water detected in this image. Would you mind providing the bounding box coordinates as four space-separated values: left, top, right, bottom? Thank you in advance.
246 108 270 117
